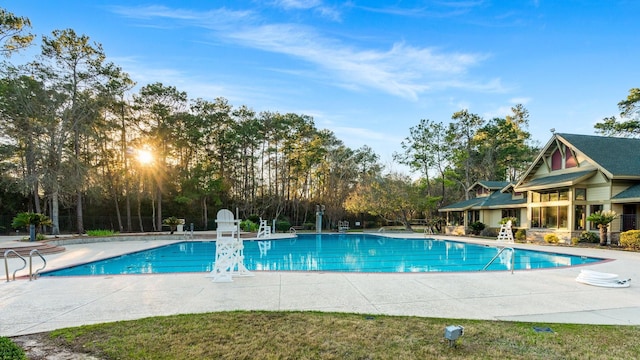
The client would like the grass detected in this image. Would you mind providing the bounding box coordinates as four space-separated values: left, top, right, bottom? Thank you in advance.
43 311 640 359
86 229 119 237
0 336 27 360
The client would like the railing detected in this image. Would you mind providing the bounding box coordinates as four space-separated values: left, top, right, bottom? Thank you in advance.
29 249 46 280
4 250 26 282
620 214 638 232
481 247 515 274
3 249 47 281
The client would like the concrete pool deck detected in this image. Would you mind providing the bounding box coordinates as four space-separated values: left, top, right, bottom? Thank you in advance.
2 232 640 337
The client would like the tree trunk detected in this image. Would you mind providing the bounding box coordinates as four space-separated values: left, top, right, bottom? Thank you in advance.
51 188 60 235
202 197 208 230
156 185 162 232
137 190 144 232
113 188 123 232
599 225 608 246
75 130 85 235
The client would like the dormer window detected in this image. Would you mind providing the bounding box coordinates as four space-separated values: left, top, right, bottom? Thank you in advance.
476 187 490 197
565 150 577 168
551 149 562 170
550 144 577 171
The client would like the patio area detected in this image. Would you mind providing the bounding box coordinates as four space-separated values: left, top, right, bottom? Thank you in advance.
2 233 640 337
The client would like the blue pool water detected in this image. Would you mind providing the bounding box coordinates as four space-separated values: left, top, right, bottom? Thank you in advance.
41 234 603 276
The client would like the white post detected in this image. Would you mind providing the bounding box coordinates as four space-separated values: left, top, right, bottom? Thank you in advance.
316 205 324 233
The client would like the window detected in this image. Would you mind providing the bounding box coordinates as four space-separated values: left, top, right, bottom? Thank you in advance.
565 150 577 168
501 209 521 225
531 192 540 202
467 210 480 224
551 149 563 170
559 190 569 201
575 205 586 230
589 205 603 230
531 206 569 229
448 212 463 226
550 145 577 170
575 188 586 201
531 189 569 203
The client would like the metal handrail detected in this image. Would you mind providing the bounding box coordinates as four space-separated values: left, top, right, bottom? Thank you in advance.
4 249 27 282
481 247 515 274
29 249 46 281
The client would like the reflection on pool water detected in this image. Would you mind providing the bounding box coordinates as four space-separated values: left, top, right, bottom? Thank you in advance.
41 233 604 276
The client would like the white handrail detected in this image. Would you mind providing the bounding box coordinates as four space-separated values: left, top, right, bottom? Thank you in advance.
29 249 46 280
481 247 515 274
4 249 27 282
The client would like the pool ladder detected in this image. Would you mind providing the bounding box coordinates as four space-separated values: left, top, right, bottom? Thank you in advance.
3 249 47 281
481 246 515 274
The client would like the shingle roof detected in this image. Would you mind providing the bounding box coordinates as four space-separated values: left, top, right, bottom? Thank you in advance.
480 191 527 208
439 190 526 212
439 197 484 211
476 181 510 190
556 133 640 178
516 169 597 191
612 183 640 202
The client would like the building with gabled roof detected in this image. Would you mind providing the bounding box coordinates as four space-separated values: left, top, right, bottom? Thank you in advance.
439 181 527 236
439 133 640 243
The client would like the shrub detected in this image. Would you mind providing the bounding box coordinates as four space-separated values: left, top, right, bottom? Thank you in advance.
586 210 618 227
247 214 260 224
303 222 315 230
579 231 599 243
469 221 485 235
515 229 526 242
276 220 291 232
240 219 258 232
500 217 517 226
620 230 640 250
0 336 27 360
86 229 118 237
11 212 52 237
571 237 579 245
163 216 184 234
544 233 560 244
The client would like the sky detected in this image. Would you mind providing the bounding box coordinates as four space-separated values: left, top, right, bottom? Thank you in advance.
3 0 639 169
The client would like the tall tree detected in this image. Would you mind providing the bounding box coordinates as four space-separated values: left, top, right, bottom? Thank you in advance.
345 172 426 231
0 68 52 214
37 28 118 234
394 119 437 195
595 88 640 137
446 110 485 199
133 82 188 231
394 119 450 205
0 8 34 58
475 104 534 182
92 68 135 232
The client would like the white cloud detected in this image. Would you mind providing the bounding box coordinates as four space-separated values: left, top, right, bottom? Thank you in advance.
273 0 322 10
110 5 497 101
271 0 342 21
509 97 531 105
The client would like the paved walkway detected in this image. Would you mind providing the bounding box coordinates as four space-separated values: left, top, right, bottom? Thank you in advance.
2 233 640 337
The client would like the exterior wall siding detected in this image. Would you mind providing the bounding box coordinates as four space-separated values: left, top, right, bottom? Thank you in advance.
587 186 611 201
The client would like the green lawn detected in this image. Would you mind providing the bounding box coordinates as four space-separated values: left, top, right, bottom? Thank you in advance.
31 311 640 359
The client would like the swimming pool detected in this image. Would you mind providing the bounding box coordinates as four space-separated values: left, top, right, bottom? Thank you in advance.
41 234 604 276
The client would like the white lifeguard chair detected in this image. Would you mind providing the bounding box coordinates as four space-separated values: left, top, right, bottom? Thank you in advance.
496 220 514 243
207 209 253 282
257 218 271 238
338 220 350 232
